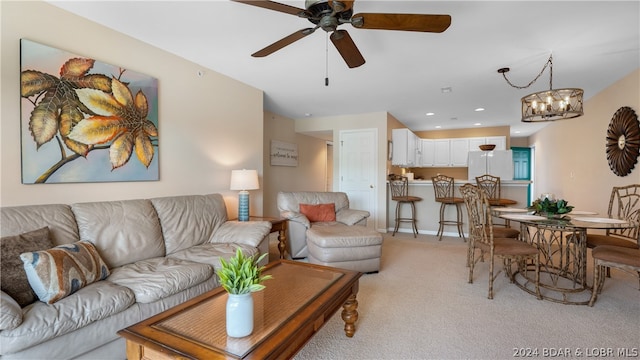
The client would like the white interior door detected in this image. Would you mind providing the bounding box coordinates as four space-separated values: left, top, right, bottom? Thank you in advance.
339 129 377 229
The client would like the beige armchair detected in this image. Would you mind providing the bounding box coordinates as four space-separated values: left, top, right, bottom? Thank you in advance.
276 191 370 259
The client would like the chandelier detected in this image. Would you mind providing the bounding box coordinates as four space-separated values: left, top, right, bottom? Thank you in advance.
498 54 584 123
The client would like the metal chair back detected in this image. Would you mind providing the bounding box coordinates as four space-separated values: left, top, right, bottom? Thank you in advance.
389 177 409 199
475 174 501 200
432 174 455 200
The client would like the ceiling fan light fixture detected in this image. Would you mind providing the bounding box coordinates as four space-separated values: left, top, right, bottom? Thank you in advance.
498 54 584 123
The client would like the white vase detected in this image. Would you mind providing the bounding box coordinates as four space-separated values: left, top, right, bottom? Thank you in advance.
226 293 253 337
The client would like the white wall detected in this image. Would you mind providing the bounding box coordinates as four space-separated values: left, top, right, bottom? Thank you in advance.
530 69 640 216
1 1 264 217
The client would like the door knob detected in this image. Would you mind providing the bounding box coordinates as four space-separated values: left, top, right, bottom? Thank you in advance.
370 185 374 188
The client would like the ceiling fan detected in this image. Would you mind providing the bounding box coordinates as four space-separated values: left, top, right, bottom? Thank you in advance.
232 0 451 68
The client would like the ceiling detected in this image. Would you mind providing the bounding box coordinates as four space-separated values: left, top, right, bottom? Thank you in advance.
47 1 639 138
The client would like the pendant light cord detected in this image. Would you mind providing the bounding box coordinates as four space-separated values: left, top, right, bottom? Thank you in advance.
325 33 329 86
501 54 554 90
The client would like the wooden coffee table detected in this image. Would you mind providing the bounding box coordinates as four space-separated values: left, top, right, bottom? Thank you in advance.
118 260 362 359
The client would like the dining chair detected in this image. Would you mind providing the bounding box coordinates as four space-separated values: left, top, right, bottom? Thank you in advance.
586 184 640 250
580 184 640 282
389 176 422 237
460 183 541 300
588 245 640 306
431 175 465 241
459 184 519 267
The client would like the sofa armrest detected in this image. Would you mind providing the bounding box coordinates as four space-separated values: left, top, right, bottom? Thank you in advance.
336 209 370 226
0 290 22 330
210 221 272 248
280 211 311 229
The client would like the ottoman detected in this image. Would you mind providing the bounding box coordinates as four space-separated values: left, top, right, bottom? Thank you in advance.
306 223 383 273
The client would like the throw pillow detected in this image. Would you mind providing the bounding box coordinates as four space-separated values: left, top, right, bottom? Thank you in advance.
299 203 336 222
20 241 110 304
0 227 53 307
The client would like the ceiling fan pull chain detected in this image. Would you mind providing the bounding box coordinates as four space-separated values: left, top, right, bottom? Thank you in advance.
325 32 329 86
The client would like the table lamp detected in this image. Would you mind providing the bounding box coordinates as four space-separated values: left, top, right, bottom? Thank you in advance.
230 169 259 221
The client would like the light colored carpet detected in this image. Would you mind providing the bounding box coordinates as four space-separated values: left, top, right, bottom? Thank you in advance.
270 232 640 359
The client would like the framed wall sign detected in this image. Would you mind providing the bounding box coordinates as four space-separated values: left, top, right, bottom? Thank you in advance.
270 140 298 167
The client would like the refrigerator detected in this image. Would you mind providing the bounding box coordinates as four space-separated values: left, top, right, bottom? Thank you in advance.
468 150 514 180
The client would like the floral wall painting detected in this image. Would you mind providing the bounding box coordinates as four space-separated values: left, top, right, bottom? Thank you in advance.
20 39 159 184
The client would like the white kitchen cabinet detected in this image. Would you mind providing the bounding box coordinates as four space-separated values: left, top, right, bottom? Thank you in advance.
468 137 487 151
421 139 435 166
450 138 470 166
486 136 507 150
433 139 451 167
392 128 419 167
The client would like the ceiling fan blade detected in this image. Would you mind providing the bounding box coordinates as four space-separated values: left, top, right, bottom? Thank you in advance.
352 13 451 33
231 0 306 16
252 28 314 57
330 30 365 68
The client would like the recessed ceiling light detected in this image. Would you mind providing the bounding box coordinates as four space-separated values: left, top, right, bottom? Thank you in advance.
475 107 485 112
426 112 435 116
304 113 312 117
514 130 521 134
435 125 442 129
474 123 482 126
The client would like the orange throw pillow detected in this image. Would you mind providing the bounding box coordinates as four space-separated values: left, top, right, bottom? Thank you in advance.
299 203 336 222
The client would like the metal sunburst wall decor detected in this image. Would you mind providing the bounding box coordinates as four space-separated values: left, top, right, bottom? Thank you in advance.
606 106 640 177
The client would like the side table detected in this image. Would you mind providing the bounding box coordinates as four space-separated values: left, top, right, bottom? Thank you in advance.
244 216 288 259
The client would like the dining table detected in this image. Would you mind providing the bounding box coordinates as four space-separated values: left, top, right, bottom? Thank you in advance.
498 211 638 305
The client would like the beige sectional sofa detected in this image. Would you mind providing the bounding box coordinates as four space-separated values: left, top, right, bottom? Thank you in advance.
0 194 271 360
276 191 370 259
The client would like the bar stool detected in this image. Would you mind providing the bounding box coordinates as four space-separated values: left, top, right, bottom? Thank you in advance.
476 174 517 227
431 174 466 241
389 176 422 237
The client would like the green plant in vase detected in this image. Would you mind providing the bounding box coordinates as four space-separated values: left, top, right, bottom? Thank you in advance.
528 198 574 218
218 248 272 295
219 248 272 337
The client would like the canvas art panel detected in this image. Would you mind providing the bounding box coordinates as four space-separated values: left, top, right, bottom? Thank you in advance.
20 39 159 184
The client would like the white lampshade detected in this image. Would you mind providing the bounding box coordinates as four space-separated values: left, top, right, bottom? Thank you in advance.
230 169 259 191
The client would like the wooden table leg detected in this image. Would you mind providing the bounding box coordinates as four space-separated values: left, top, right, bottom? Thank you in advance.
341 293 358 337
277 227 287 259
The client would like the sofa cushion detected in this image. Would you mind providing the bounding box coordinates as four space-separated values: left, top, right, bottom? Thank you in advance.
300 203 337 222
107 257 214 303
151 194 229 254
168 243 258 271
0 281 135 355
72 199 166 268
210 220 272 247
0 204 80 246
20 241 110 304
1 227 53 307
0 291 22 330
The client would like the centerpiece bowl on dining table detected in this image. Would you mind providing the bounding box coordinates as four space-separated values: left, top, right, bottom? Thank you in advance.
528 198 574 219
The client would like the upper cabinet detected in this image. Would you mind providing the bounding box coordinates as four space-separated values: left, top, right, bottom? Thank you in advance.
392 128 421 167
419 135 508 168
394 130 508 168
421 140 435 167
468 136 507 151
450 138 470 166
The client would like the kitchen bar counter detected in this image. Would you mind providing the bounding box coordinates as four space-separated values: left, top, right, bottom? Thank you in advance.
387 179 531 236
